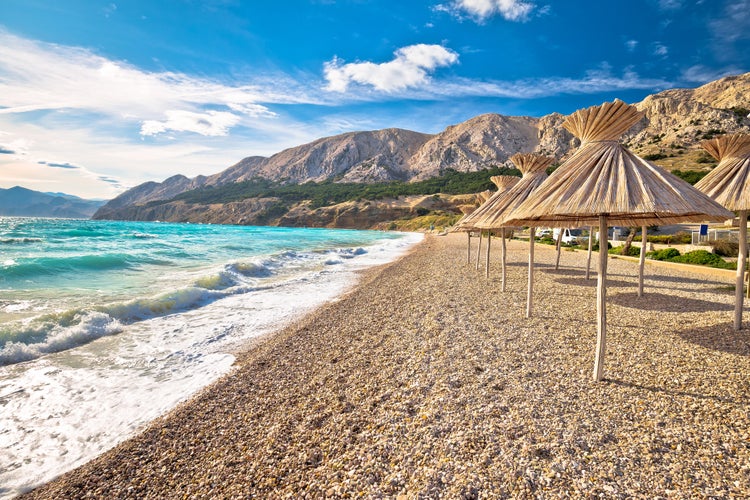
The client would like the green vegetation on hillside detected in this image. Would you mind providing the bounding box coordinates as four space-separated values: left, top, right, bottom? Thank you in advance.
671 169 709 185
385 211 463 231
170 167 522 208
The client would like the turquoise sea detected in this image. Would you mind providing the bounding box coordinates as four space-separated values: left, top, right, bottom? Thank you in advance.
0 217 422 497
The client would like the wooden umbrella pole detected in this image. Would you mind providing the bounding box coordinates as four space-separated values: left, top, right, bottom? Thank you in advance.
476 231 483 271
638 226 647 297
586 226 594 280
735 210 748 330
527 227 535 318
593 215 608 382
555 228 563 270
501 228 507 292
485 232 492 279
467 232 471 264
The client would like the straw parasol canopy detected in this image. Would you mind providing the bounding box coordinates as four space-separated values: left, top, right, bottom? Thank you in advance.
504 100 734 382
695 133 750 330
452 175 520 232
491 175 522 191
505 101 734 228
471 153 553 302
452 174 520 266
473 154 552 230
695 134 750 210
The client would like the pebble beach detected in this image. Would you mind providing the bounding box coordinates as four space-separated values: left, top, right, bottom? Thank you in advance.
23 233 750 498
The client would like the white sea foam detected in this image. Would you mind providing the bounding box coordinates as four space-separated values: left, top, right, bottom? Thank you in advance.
0 312 123 366
0 231 423 498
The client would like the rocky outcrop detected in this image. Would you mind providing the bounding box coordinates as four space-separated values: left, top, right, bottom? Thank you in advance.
95 174 206 218
407 114 538 179
202 156 266 186
97 197 283 226
277 194 479 228
96 193 483 229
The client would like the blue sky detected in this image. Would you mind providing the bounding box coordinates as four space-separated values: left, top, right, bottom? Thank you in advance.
0 0 748 199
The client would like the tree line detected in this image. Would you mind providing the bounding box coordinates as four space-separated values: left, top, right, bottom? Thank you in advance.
168 166 522 209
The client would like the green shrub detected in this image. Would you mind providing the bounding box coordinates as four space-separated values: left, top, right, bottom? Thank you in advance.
647 231 692 244
591 241 612 251
701 129 725 140
670 250 735 269
643 153 667 161
538 237 555 245
609 245 641 256
671 170 709 185
695 152 717 165
647 248 681 261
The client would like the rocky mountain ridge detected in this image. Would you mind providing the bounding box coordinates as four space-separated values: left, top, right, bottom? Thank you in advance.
94 72 750 226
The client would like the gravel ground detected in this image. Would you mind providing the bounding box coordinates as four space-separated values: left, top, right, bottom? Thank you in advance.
23 233 750 499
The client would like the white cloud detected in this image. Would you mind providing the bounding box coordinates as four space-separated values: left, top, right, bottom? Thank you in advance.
437 0 536 23
625 40 638 52
657 0 684 9
709 0 750 49
103 3 117 18
420 65 672 99
140 110 242 137
324 44 459 93
652 43 669 57
0 30 292 137
681 64 743 83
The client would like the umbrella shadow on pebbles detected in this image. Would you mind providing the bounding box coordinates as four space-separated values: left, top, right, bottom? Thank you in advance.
676 323 750 356
551 274 633 289
648 273 730 287
606 378 750 403
608 291 733 313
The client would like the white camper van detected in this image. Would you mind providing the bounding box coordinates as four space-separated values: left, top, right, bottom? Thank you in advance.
552 228 586 244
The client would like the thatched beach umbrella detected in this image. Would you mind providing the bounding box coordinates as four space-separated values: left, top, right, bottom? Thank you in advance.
504 100 734 382
453 175 520 271
695 133 750 330
481 176 522 277
473 153 553 303
453 175 520 277
453 206 478 264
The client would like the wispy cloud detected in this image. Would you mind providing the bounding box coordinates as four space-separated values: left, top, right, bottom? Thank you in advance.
709 0 750 59
652 43 669 57
98 176 123 190
0 30 312 138
625 40 638 52
324 44 459 93
657 0 684 10
38 161 80 169
680 64 744 83
435 0 537 23
103 3 117 18
140 110 243 137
